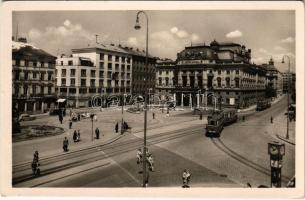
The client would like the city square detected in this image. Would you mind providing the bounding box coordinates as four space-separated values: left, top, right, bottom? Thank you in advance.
9 9 298 189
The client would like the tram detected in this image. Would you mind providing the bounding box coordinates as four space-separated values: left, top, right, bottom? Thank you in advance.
205 108 238 137
256 99 271 111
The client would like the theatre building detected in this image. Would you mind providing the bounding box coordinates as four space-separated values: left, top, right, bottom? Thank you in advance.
174 40 267 109
12 40 57 114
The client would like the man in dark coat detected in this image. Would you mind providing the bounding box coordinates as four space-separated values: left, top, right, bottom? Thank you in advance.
95 128 100 139
73 130 77 142
115 122 119 133
63 137 69 152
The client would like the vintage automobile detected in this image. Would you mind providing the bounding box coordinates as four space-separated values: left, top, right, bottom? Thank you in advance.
18 114 36 122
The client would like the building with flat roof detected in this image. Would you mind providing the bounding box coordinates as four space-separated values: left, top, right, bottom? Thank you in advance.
55 43 156 108
155 58 176 100
12 40 57 114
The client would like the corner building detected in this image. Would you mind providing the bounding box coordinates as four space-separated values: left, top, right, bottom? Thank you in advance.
56 44 156 108
175 40 267 108
12 41 57 114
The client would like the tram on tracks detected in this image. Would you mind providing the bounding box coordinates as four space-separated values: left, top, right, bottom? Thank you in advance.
256 99 271 111
205 108 238 137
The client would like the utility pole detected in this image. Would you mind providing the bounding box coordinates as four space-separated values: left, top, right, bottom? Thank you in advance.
95 34 99 44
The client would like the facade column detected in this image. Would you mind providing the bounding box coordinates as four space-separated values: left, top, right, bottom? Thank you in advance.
33 102 36 112
24 102 27 112
41 102 44 112
194 71 198 87
196 93 200 108
201 94 205 108
187 71 190 86
178 72 182 86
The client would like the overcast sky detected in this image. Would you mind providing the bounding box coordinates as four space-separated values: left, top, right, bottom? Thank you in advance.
13 10 295 72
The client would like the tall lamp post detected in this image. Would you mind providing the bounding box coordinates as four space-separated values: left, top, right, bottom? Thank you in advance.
134 10 149 187
282 55 290 140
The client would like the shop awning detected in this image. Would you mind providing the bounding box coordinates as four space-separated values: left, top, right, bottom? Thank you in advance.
57 99 66 103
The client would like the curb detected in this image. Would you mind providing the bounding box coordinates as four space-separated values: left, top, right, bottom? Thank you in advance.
276 134 295 145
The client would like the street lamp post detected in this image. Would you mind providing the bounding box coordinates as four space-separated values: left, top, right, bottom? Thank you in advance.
282 55 290 140
90 114 94 141
134 10 149 187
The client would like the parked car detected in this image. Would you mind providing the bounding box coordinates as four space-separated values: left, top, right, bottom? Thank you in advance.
18 114 36 121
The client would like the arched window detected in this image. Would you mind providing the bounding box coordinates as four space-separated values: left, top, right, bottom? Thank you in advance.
226 77 230 87
217 77 221 87
235 78 240 88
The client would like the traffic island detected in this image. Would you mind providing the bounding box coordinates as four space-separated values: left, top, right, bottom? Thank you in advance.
13 125 65 143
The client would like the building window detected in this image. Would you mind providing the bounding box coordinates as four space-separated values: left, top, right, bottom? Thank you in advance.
90 79 95 87
218 70 221 75
33 72 37 79
70 78 75 86
70 69 75 77
100 53 104 60
165 77 169 86
48 86 52 94
226 77 230 87
40 73 44 81
99 79 104 87
81 79 86 87
159 71 162 75
159 78 162 85
61 78 66 86
108 63 112 70
166 71 169 75
33 61 37 67
108 55 112 62
81 69 86 77
61 69 66 77
115 64 119 71
127 65 130 71
91 70 96 77
68 60 73 65
235 78 240 88
236 70 239 75
217 77 221 87
100 62 104 68
48 73 52 81
226 70 230 75
115 56 119 62
41 62 44 67
40 86 44 94
99 71 104 78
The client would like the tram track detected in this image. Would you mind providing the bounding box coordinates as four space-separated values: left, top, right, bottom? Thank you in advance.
210 137 290 182
13 126 202 186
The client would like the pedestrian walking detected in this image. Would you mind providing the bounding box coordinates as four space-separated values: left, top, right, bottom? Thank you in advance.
152 112 155 119
200 112 203 120
33 150 39 162
242 116 245 122
270 116 273 124
69 118 73 129
59 114 63 124
73 130 77 142
77 130 81 141
182 169 191 188
63 137 69 152
77 113 81 121
31 159 40 176
95 128 100 139
115 122 119 133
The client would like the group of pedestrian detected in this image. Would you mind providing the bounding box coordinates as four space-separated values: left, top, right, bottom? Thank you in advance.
73 130 81 142
182 169 191 188
136 148 154 172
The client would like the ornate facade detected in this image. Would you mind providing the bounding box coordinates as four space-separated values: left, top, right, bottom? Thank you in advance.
174 40 267 108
